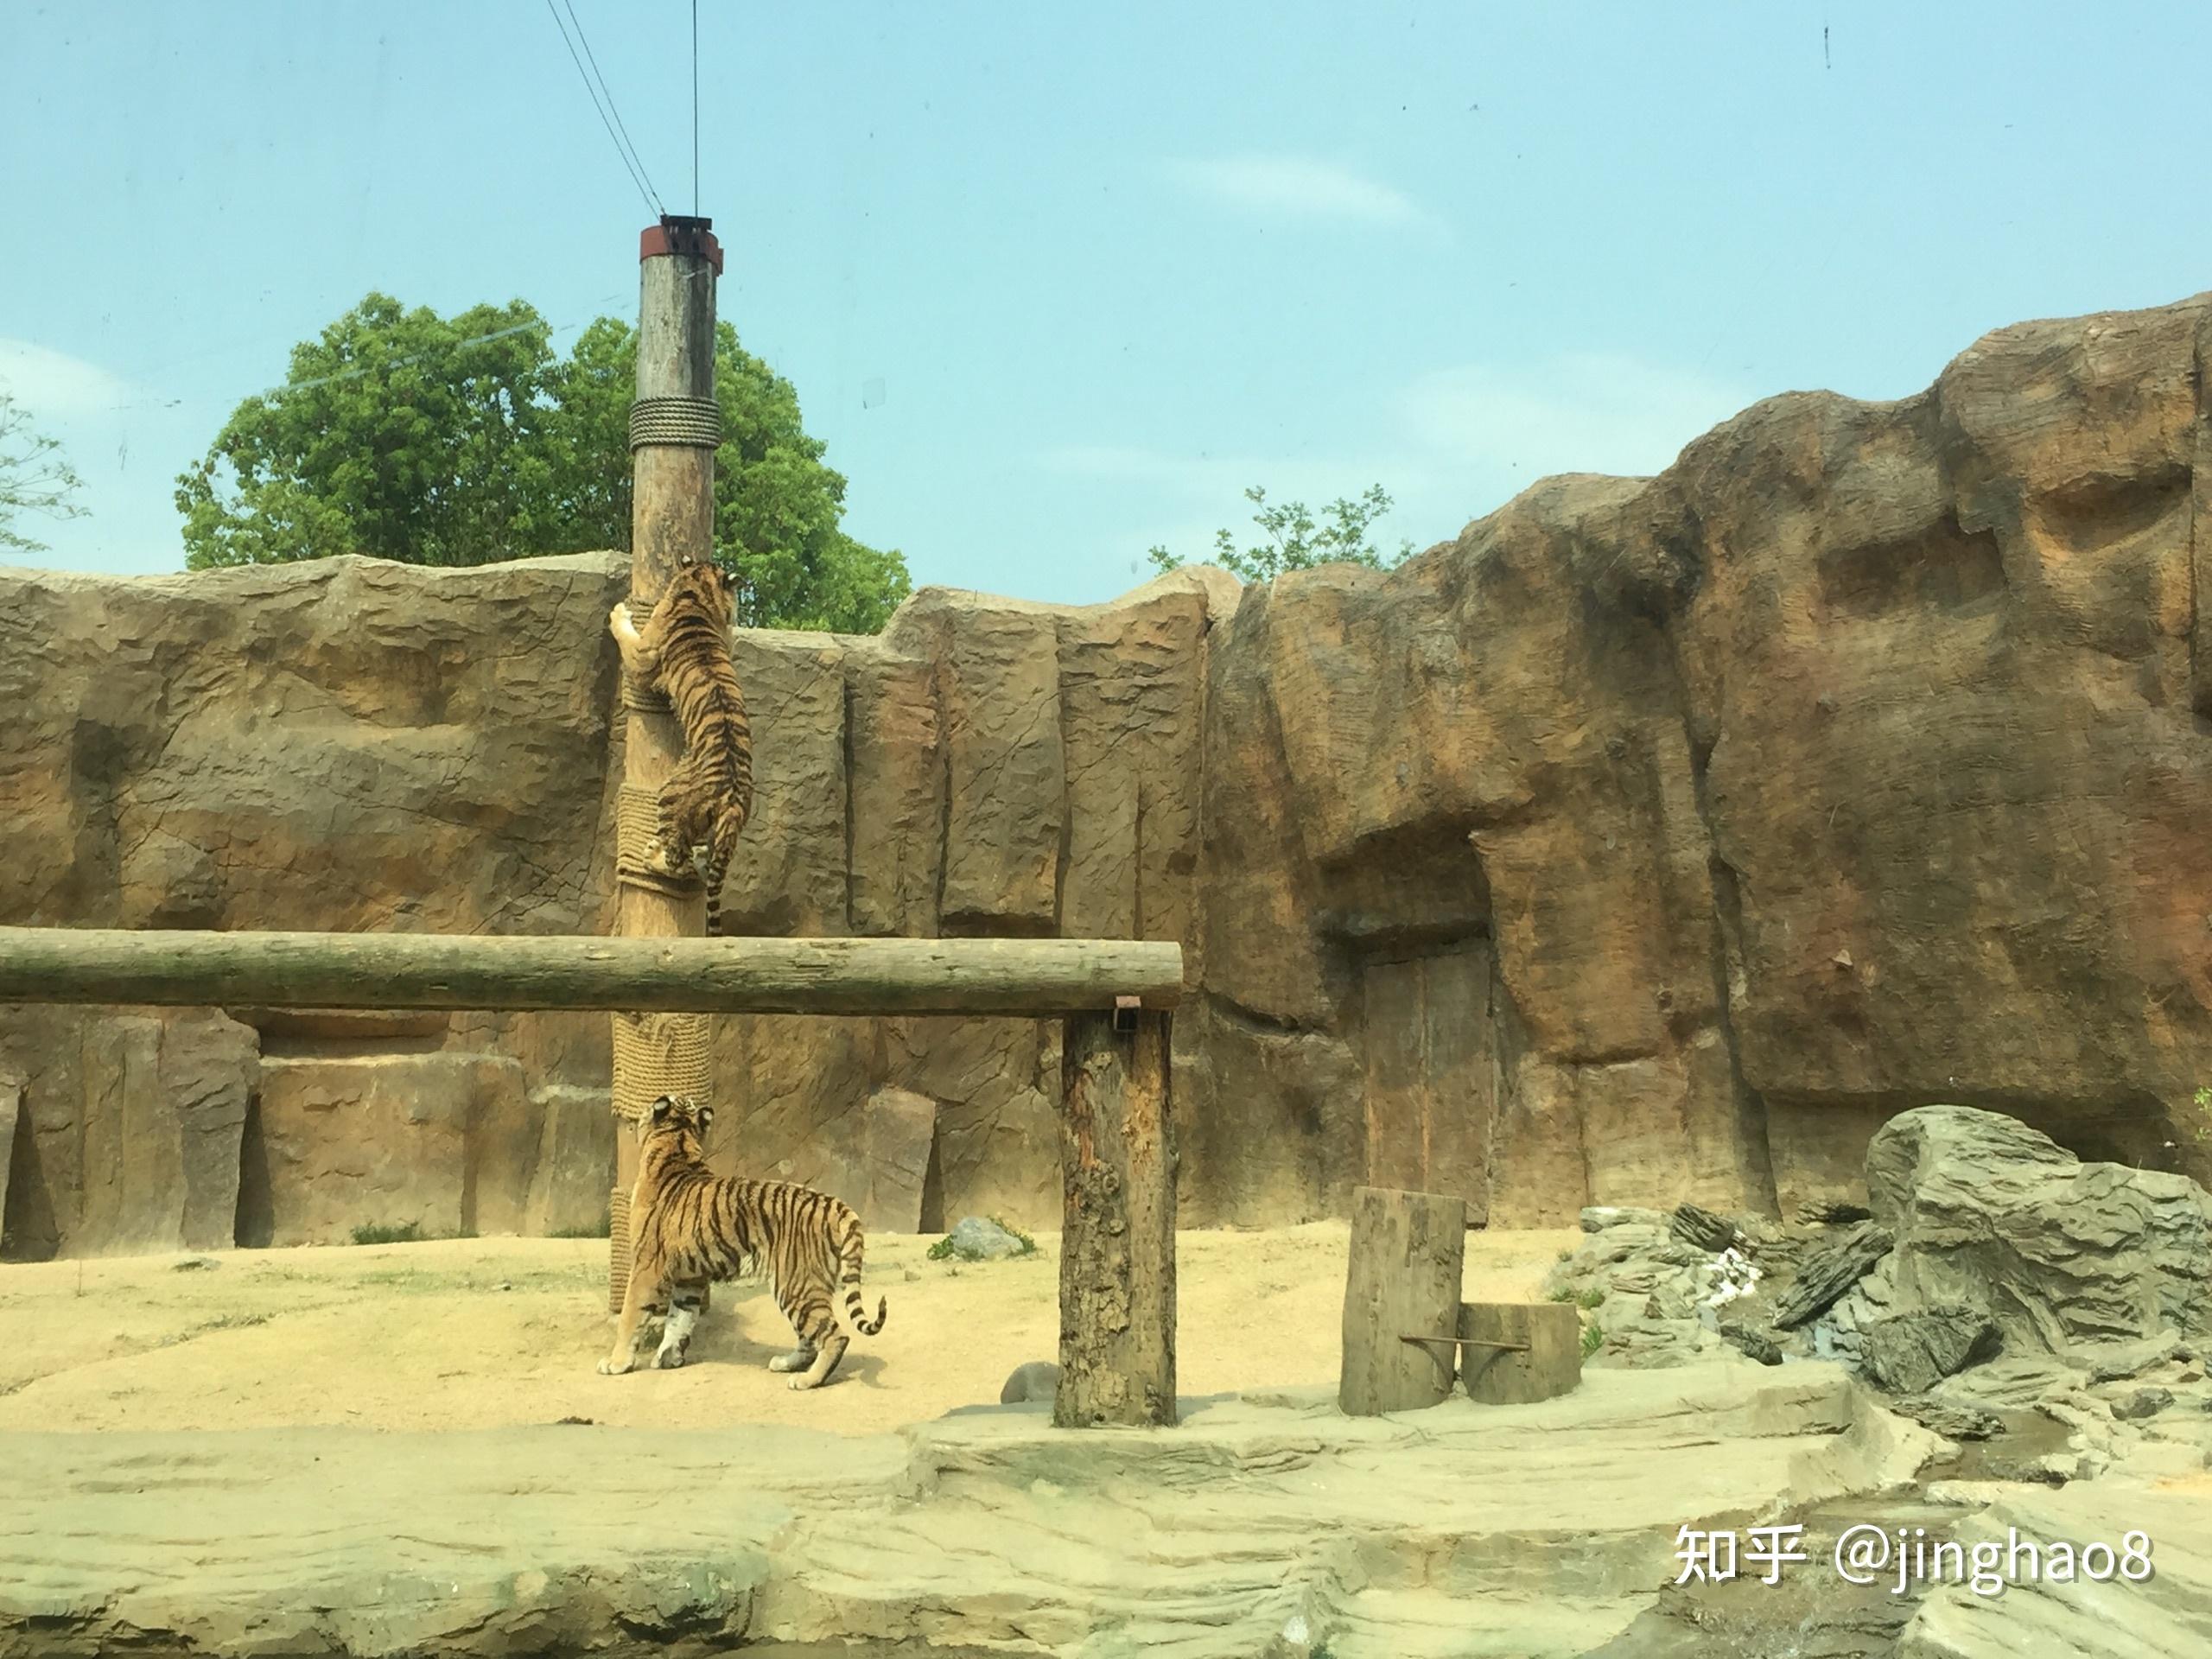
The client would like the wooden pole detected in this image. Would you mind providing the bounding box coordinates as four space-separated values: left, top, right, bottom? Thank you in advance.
0 928 1185 1015
1054 1009 1177 1427
1338 1185 1466 1415
610 216 724 1311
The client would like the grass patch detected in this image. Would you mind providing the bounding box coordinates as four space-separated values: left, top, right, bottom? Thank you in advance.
1546 1286 1577 1303
925 1235 956 1262
349 1221 424 1246
1576 1286 1605 1310
1580 1320 1605 1359
548 1213 613 1240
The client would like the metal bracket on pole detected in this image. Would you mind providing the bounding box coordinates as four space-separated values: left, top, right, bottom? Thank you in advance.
640 213 724 272
1399 1333 1531 1354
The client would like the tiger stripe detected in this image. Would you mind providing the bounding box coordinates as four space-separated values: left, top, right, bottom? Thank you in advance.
607 559 753 937
597 1094 888 1389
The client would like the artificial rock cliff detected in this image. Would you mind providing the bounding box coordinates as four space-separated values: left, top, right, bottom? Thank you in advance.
6 290 2212 1257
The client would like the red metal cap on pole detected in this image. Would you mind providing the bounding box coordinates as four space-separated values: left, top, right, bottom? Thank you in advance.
641 214 723 274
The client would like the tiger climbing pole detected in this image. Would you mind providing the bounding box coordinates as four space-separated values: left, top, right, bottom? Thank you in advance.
608 214 726 1313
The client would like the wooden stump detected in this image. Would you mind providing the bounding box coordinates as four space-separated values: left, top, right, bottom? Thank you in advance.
1054 1009 1177 1427
1339 1185 1466 1415
1456 1301 1583 1405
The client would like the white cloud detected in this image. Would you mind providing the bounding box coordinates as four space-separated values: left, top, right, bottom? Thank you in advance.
1402 353 1751 485
1038 353 1759 577
0 340 133 416
1165 154 1433 228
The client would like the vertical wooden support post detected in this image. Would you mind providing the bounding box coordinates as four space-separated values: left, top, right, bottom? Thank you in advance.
0 1075 20 1244
1054 1008 1177 1427
1338 1185 1466 1415
608 217 723 1313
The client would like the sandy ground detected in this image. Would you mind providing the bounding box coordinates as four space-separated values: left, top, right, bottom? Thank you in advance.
0 1224 1580 1434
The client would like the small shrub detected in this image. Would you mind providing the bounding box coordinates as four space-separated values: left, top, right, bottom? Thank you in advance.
350 1221 424 1246
1580 1320 1605 1359
1546 1286 1577 1304
925 1235 956 1262
1576 1287 1605 1311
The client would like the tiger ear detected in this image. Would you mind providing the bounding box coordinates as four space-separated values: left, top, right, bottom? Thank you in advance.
651 1096 676 1121
696 1103 715 1135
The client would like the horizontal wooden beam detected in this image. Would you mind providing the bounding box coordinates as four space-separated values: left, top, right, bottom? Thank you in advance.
0 928 1185 1017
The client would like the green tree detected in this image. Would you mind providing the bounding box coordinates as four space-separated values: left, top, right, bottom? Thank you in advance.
175 295 558 569
1 389 87 553
177 294 910 633
1146 482 1414 584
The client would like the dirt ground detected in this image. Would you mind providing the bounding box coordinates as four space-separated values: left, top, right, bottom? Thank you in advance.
0 1223 1580 1434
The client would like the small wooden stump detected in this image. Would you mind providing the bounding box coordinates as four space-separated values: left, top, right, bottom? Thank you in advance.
1054 1009 1177 1427
1339 1185 1466 1415
1456 1301 1583 1405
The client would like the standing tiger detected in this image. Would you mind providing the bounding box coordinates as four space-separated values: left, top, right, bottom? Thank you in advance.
607 558 754 936
598 1094 888 1390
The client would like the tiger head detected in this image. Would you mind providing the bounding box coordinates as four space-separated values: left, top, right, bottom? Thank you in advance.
671 556 736 622
640 1093 715 1158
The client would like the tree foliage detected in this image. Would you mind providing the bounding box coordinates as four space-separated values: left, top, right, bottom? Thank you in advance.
1146 482 1413 585
176 294 910 633
0 390 87 554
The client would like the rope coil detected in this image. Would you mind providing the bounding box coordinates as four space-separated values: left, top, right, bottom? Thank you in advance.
607 1007 715 1317
615 783 700 893
628 395 722 451
620 669 671 714
607 1185 632 1313
611 1010 715 1125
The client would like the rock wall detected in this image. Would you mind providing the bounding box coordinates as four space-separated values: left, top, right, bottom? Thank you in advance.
7 292 2212 1256
0 556 630 1256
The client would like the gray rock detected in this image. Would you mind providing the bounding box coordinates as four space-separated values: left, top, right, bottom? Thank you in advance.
1717 1322 1784 1366
2084 1329 2183 1382
999 1359 1061 1404
1891 1395 2005 1441
2109 1385 2176 1422
1866 1105 2212 1365
1669 1203 1744 1254
943 1215 1033 1262
1859 1304 2003 1395
1927 1353 2086 1411
1771 1223 1894 1329
1580 1205 1667 1233
1799 1199 1874 1225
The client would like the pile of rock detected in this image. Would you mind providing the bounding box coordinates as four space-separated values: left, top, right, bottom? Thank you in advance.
1542 1105 2212 1477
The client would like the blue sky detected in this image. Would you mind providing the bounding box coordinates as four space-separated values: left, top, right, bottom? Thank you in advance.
4 1 2209 604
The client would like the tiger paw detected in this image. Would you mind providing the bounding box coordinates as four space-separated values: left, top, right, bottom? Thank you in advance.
767 1348 817 1374
652 1347 689 1370
608 601 632 633
596 1356 632 1376
787 1376 819 1391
